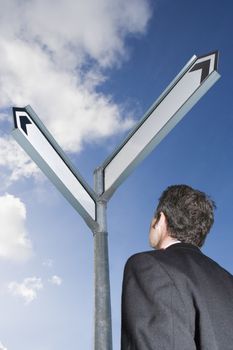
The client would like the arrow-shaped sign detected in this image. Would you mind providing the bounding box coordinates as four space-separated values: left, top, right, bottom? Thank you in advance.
12 106 97 229
101 51 220 200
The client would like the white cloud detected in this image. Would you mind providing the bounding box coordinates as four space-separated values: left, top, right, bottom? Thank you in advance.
0 0 151 181
0 136 41 186
0 194 33 262
0 0 151 68
0 342 7 350
8 277 43 304
48 275 62 286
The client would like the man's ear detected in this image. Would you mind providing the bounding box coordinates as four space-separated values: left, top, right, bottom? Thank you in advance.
155 211 167 230
151 217 158 229
159 212 167 225
151 212 162 228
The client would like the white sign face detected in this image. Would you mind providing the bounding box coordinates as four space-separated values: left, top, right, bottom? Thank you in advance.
12 107 97 225
102 51 220 199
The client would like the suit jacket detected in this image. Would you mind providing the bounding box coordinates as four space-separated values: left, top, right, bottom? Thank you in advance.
121 243 233 350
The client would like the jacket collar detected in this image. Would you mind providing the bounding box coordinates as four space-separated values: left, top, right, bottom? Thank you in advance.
165 242 202 253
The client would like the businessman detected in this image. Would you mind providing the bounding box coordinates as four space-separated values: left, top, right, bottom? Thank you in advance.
121 184 233 350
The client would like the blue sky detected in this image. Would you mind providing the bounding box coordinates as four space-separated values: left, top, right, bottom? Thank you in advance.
0 0 233 349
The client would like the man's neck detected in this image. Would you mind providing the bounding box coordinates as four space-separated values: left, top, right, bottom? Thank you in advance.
159 238 181 250
163 240 181 249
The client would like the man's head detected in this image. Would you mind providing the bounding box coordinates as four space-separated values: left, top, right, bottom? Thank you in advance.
149 184 216 249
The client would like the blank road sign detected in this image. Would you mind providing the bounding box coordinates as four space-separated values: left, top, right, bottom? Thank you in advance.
102 51 220 199
12 106 97 224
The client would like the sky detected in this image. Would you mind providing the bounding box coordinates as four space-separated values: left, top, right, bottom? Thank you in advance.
0 0 233 349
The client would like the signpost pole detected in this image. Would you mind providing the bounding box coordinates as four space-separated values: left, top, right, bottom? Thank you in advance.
93 167 112 350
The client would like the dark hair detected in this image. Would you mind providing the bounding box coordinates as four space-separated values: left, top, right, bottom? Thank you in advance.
155 185 216 247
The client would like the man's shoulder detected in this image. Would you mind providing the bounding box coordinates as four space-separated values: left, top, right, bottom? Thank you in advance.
125 243 193 267
125 249 161 266
125 245 186 270
123 249 175 285
124 249 170 276
125 244 233 280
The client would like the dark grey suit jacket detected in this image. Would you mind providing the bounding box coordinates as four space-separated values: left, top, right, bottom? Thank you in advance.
121 243 233 350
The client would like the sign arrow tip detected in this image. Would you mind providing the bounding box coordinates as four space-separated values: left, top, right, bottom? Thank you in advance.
189 59 211 84
20 115 32 135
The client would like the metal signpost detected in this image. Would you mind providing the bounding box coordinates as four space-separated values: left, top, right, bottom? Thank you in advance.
12 51 220 350
12 106 97 229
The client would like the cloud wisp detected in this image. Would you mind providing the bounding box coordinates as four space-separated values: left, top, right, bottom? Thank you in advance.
48 275 63 286
8 277 43 304
7 274 63 304
42 259 54 269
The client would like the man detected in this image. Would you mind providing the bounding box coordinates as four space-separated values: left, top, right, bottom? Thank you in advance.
121 184 233 350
